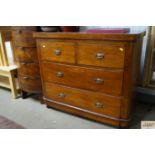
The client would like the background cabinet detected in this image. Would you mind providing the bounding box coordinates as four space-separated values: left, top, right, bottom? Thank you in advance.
12 26 42 98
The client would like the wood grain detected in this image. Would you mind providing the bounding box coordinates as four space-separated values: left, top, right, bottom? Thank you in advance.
41 62 123 96
19 76 42 93
33 32 145 41
12 31 36 47
34 32 145 127
15 47 38 63
39 41 76 64
11 26 42 96
77 43 125 68
44 82 122 118
18 63 40 77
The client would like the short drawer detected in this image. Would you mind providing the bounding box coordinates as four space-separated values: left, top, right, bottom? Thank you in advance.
18 62 40 76
19 76 42 93
44 82 121 118
39 41 76 64
15 47 38 62
41 62 123 96
77 43 125 68
12 31 36 47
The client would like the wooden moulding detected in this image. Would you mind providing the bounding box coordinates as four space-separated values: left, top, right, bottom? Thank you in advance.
33 32 146 41
44 97 129 127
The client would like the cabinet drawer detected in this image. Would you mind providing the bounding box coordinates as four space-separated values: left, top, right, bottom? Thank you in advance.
39 41 76 64
77 43 125 68
15 47 38 62
41 62 123 96
12 31 36 47
19 76 42 93
18 63 40 76
44 83 121 118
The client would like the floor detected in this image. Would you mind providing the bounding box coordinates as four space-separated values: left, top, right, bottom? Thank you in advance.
0 87 155 129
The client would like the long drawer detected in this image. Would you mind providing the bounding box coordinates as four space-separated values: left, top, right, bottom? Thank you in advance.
77 43 125 69
44 82 122 118
39 41 76 64
41 62 123 96
15 47 38 63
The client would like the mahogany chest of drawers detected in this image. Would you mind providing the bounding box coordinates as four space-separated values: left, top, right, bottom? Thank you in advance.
33 32 144 127
12 27 42 98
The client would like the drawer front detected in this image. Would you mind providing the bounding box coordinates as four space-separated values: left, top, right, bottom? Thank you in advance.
44 83 121 118
19 76 42 93
12 31 36 47
41 62 123 95
18 63 40 76
39 41 76 64
15 47 38 62
77 43 125 68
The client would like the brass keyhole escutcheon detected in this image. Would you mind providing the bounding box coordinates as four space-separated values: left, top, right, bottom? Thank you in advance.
119 48 124 52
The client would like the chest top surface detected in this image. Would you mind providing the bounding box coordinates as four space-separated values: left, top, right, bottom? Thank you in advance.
33 32 145 41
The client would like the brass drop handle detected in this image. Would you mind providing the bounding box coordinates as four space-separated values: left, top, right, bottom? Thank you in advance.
16 30 22 34
96 52 104 59
95 78 104 84
55 71 64 77
23 77 29 80
20 62 27 65
53 49 61 55
18 47 25 51
95 102 104 108
58 93 65 98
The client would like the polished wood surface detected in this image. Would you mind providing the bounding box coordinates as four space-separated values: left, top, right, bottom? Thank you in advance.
18 63 39 77
45 99 120 126
12 27 42 97
39 41 76 64
19 76 42 93
15 47 38 62
12 31 36 47
44 82 121 118
34 32 145 127
77 42 125 68
41 62 123 95
33 32 145 41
